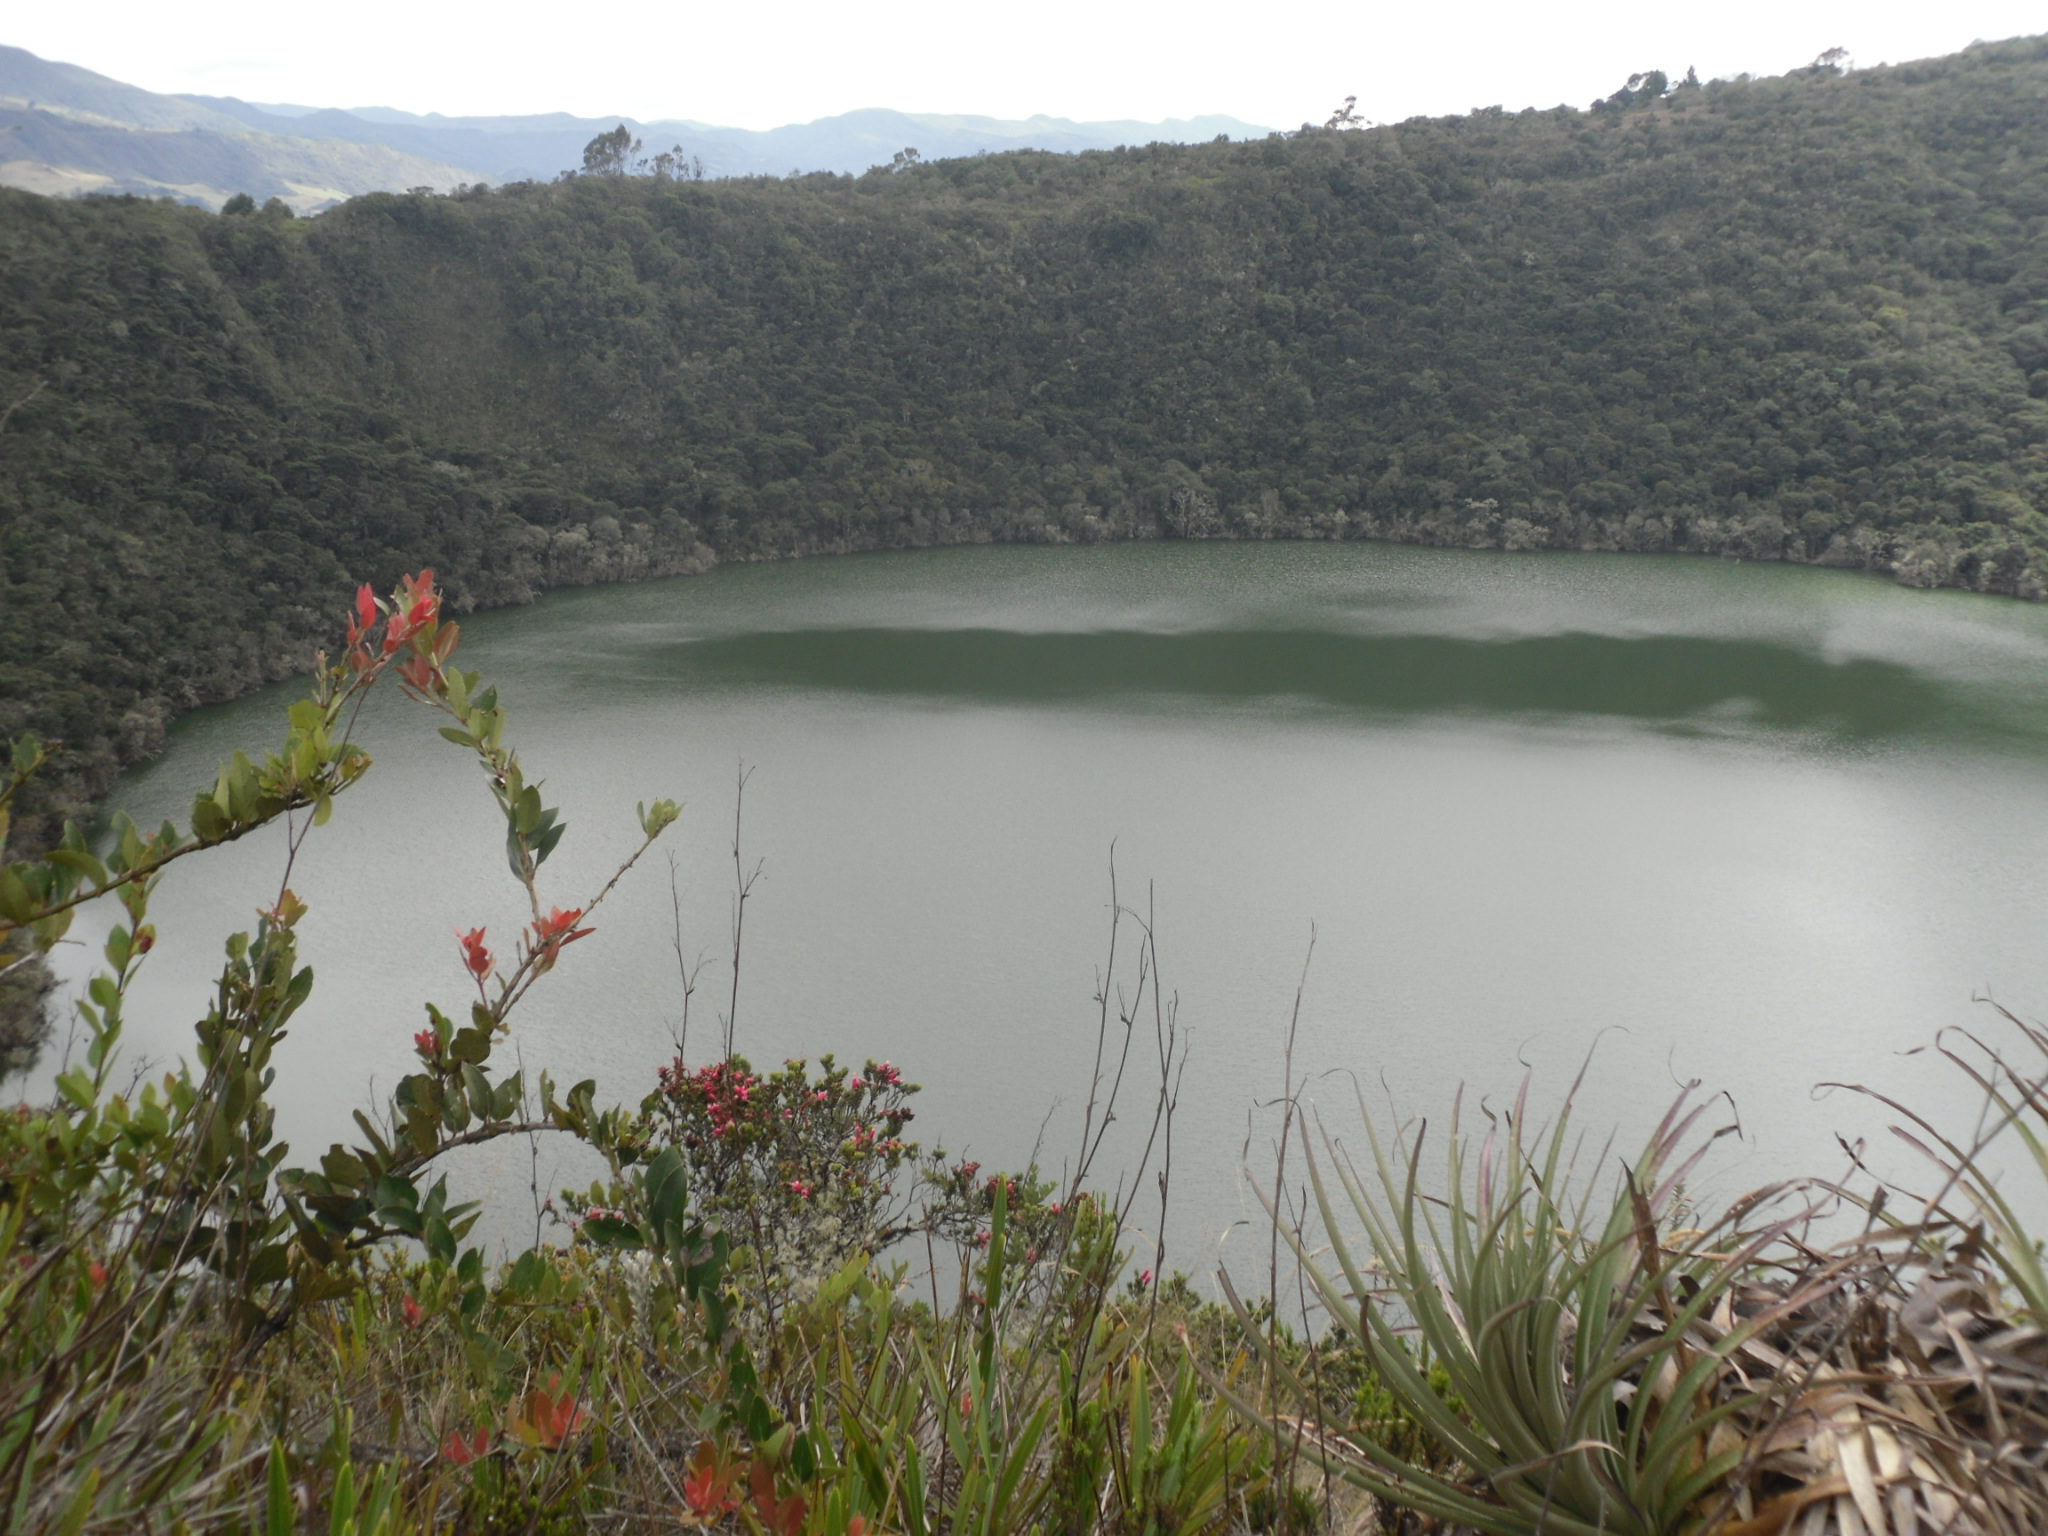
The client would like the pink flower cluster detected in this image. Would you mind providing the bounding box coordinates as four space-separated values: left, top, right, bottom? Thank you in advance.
657 1059 761 1139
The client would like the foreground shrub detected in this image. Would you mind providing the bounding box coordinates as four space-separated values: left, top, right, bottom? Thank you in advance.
0 570 1278 1533
9 569 2048 1534
639 1051 920 1283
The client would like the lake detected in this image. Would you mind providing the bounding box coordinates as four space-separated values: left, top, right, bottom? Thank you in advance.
32 541 2048 1275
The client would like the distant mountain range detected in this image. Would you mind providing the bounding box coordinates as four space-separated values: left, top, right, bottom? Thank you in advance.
0 47 473 208
0 44 1269 211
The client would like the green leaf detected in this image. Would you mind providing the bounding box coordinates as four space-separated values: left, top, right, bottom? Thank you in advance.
404 1103 439 1157
190 796 229 844
509 1249 544 1298
578 1213 643 1249
425 1214 456 1265
56 1068 97 1111
246 1243 291 1288
645 1147 690 1242
0 864 37 924
461 1063 493 1120
328 1459 356 1536
45 847 108 885
267 1441 293 1536
50 1466 99 1536
532 814 566 866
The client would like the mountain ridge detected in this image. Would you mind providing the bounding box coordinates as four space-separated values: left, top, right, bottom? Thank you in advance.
0 43 1270 207
172 93 1267 185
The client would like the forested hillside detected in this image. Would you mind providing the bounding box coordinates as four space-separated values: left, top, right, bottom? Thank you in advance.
4 37 2048 828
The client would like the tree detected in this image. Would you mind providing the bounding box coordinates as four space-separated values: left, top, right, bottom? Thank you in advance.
1598 71 1669 110
220 192 255 216
582 125 643 177
650 144 706 182
888 146 921 173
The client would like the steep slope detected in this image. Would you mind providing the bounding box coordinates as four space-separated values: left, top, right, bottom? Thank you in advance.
0 43 242 132
2 38 2046 830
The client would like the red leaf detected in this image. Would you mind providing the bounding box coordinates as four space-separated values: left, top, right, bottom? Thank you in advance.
749 1459 808 1536
683 1440 742 1518
508 1372 589 1450
441 1427 492 1466
457 927 494 983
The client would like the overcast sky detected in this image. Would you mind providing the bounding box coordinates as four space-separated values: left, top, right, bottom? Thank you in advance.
11 1 2044 131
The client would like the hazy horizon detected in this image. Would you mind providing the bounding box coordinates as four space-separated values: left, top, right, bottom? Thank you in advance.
9 2 2044 135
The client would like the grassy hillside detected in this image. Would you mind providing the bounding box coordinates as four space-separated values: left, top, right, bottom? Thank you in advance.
0 45 479 210
3 37 2048 827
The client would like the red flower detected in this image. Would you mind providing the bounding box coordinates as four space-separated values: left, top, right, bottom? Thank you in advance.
413 1028 439 1062
88 1261 108 1289
402 1295 425 1328
440 1427 492 1466
457 927 494 985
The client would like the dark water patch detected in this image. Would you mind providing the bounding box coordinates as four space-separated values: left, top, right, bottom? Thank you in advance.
658 627 1961 740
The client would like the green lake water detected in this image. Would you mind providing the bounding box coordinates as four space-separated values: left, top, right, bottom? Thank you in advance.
38 541 2048 1268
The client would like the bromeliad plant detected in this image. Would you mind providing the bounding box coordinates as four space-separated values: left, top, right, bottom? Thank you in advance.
1218 1046 2048 1536
1220 1077 1831 1536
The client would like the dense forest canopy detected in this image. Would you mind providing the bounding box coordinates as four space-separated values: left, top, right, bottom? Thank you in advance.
3 37 2047 829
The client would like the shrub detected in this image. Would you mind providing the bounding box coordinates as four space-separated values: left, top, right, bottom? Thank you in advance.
0 569 1269 1533
640 1052 920 1285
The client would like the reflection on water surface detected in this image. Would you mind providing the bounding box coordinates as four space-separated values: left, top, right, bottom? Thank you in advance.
41 543 2048 1264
